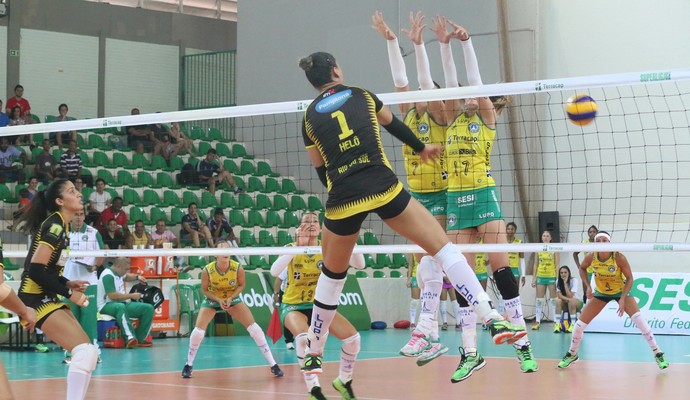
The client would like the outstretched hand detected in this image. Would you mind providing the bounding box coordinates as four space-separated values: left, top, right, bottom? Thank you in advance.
447 19 470 41
401 11 426 45
372 11 396 40
431 15 452 44
418 144 443 163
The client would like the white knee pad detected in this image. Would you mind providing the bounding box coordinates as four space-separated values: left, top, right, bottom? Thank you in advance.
70 343 98 375
247 322 264 341
341 332 360 356
295 332 309 358
417 256 443 286
535 297 545 308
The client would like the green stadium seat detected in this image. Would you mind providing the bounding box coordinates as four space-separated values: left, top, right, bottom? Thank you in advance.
232 143 254 159
255 161 280 177
155 172 179 189
188 256 207 269
197 141 212 156
201 191 219 208
363 232 380 245
223 159 238 173
187 157 200 168
355 270 368 278
92 151 110 167
247 176 264 193
31 147 43 163
276 230 293 246
149 207 169 225
290 196 307 212
271 194 289 211
234 176 246 191
177 271 192 280
258 230 276 246
97 169 117 186
220 192 236 208
236 193 254 209
146 155 168 171
208 127 224 142
280 178 304 194
171 208 185 225
88 135 110 150
129 206 147 224
307 195 324 211
141 189 161 206
375 254 392 269
263 177 280 193
182 191 200 207
230 209 246 226
105 188 118 199
391 253 409 269
238 160 256 176
117 170 135 187
190 126 204 140
246 210 264 227
127 153 149 170
163 190 182 206
268 254 278 265
168 156 185 171
281 211 299 229
373 270 387 278
264 211 281 228
249 255 269 270
254 193 272 210
0 185 12 201
45 115 56 123
239 229 257 247
390 270 403 278
122 188 140 206
216 142 232 157
137 171 154 188
112 152 129 168
364 254 376 268
1 258 22 271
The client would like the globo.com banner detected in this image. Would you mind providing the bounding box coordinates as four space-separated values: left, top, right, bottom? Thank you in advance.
233 272 371 336
587 272 690 335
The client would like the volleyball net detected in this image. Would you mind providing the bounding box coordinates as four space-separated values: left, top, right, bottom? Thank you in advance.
2 68 690 263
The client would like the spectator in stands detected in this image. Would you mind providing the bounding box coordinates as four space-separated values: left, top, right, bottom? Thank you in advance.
197 149 244 194
126 220 153 249
102 219 126 250
181 202 214 248
74 178 87 206
169 122 195 155
8 106 36 148
34 139 62 184
153 132 181 166
97 257 154 348
126 108 154 152
98 197 129 237
87 179 111 226
206 208 236 244
51 103 78 150
0 137 27 184
26 177 39 200
148 120 170 143
151 219 180 248
0 100 10 127
60 140 83 181
8 188 31 231
5 84 33 124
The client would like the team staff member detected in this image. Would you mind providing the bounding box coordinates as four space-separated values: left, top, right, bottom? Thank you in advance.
182 241 283 379
270 212 365 400
17 179 98 400
558 231 669 369
297 51 525 375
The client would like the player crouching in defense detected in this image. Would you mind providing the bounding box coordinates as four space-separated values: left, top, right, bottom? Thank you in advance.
557 231 669 369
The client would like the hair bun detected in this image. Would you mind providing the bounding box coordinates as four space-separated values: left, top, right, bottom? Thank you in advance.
298 56 314 71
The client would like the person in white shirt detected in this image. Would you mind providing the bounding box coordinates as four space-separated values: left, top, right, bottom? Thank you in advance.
87 178 111 226
554 266 580 332
62 206 105 363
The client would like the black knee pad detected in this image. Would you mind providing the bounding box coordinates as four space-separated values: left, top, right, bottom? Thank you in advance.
455 289 470 307
493 267 520 299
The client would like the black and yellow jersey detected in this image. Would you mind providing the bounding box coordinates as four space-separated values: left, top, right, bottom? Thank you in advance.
19 212 70 296
302 84 402 219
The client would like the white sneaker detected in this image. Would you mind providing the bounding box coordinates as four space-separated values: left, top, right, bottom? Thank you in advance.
286 342 295 350
416 340 449 366
399 332 430 357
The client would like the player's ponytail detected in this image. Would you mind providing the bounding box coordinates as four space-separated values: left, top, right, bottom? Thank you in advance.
18 178 70 234
299 52 337 88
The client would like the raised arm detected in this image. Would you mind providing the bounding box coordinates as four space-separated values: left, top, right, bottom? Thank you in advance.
372 10 410 114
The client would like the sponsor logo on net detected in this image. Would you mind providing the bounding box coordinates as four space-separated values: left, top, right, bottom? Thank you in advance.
640 72 671 82
535 82 564 91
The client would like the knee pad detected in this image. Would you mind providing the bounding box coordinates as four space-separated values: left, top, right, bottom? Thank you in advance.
493 267 519 299
410 298 420 309
69 343 98 375
535 298 545 308
417 256 443 286
341 332 360 355
295 332 309 358
247 322 264 341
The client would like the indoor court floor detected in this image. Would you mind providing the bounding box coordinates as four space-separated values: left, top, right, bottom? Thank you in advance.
3 325 687 399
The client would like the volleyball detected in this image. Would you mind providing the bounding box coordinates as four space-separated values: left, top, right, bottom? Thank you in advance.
560 319 570 332
565 94 597 126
